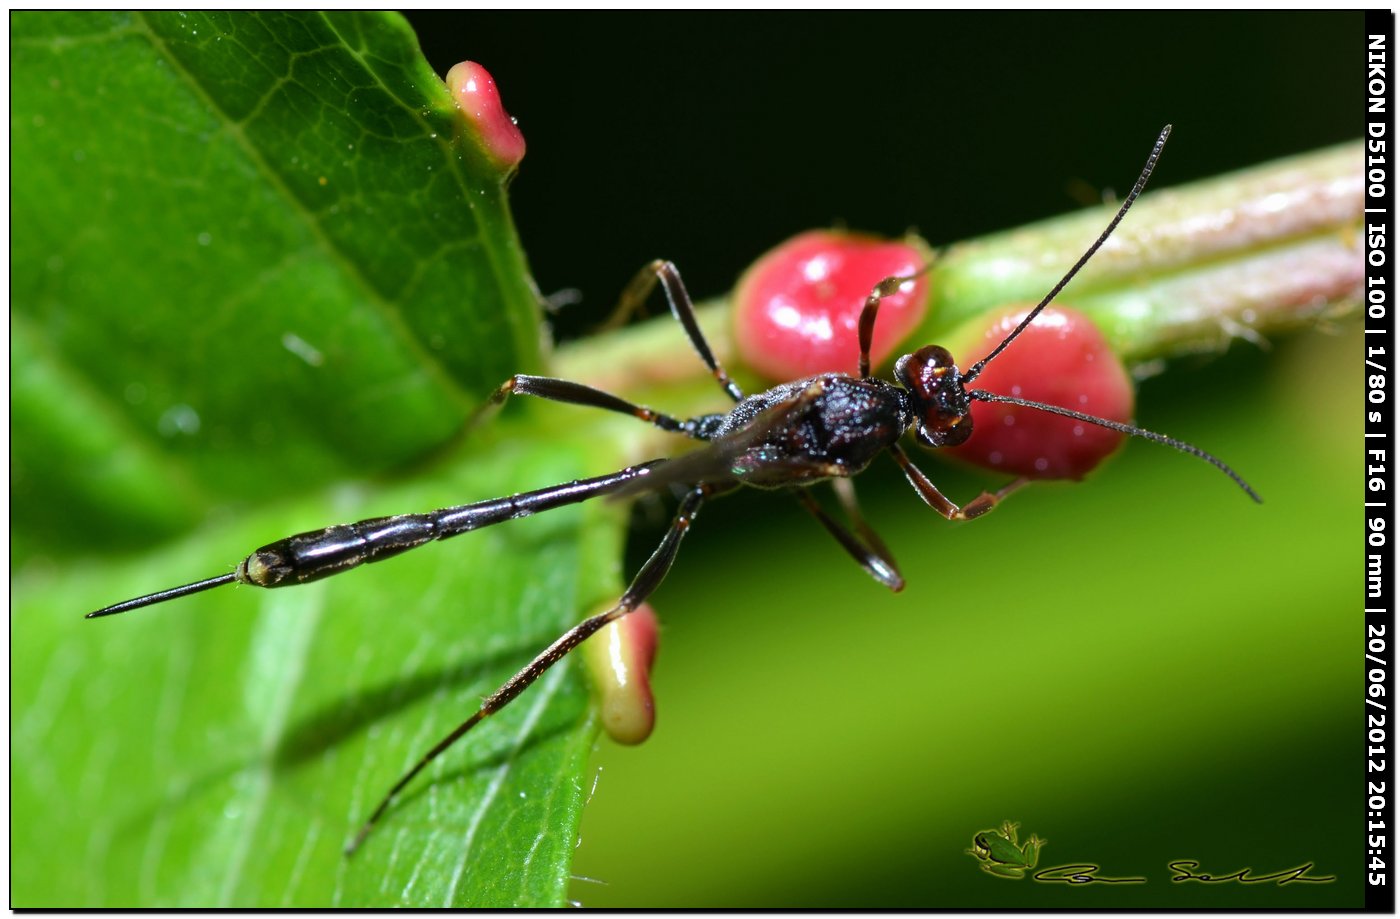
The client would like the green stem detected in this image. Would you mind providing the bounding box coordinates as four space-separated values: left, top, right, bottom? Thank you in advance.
924 142 1363 365
553 142 1363 398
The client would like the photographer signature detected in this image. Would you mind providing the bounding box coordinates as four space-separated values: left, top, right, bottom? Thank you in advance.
967 821 1335 886
1167 860 1336 885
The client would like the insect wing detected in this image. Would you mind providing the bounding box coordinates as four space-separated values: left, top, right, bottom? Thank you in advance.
611 391 818 498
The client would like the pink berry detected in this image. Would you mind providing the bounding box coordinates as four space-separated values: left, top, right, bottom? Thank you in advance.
444 61 525 171
582 603 659 745
734 230 932 380
945 305 1135 480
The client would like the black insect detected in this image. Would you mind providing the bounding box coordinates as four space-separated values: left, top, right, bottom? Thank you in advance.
86 124 1259 853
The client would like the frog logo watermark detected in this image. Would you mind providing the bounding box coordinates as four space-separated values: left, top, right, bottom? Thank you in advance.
967 820 1045 879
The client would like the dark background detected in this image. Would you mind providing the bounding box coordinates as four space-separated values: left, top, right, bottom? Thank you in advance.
403 11 1362 908
407 11 1357 339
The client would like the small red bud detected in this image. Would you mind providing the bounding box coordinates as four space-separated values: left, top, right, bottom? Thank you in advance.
582 603 659 745
734 230 932 380
445 61 525 172
945 305 1134 480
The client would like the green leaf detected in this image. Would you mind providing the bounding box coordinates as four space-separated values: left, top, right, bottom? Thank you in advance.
12 11 540 555
13 11 605 907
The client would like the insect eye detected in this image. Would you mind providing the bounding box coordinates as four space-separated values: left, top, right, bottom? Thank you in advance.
895 345 957 399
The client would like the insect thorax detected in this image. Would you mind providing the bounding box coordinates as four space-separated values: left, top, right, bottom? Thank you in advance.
709 375 913 487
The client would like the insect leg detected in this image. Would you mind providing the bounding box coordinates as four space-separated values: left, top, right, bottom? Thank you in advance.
793 487 904 591
483 374 700 437
830 478 899 570
887 443 1031 521
856 265 934 379
345 485 710 854
620 259 744 403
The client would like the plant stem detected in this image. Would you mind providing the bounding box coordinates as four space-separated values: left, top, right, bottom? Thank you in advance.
553 142 1363 399
924 142 1363 365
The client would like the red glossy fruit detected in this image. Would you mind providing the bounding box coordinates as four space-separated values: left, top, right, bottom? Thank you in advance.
945 305 1135 480
445 61 526 171
734 230 932 380
582 603 659 745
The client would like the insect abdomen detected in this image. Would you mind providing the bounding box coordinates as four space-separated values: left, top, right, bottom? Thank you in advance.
235 464 662 589
237 516 438 588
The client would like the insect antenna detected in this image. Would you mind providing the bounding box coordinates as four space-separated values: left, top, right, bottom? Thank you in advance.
948 124 1259 502
85 573 238 618
968 389 1261 502
962 124 1172 385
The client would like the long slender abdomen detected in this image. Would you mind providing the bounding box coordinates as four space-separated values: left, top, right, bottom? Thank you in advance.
236 463 660 588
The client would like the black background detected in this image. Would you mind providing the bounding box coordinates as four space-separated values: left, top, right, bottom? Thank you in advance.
406 11 1357 341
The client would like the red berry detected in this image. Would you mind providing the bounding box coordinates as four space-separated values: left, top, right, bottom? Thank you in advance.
444 61 526 171
945 305 1135 480
582 603 659 745
734 230 932 380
